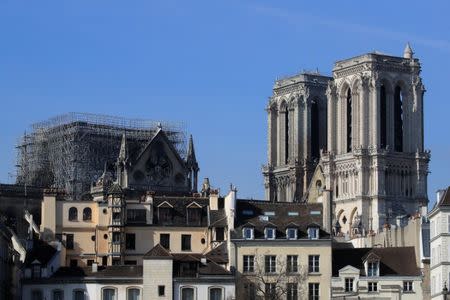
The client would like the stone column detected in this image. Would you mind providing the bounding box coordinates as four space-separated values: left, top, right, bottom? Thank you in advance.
326 82 336 153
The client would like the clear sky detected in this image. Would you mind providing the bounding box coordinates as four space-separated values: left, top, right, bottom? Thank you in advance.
1 1 449 205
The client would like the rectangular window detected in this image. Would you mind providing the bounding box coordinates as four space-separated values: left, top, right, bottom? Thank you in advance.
158 285 165 296
287 283 298 300
126 233 136 250
32 265 41 278
345 278 354 292
265 283 276 298
265 228 276 239
66 234 74 250
181 234 191 251
244 283 256 300
215 227 225 241
243 228 253 239
367 261 378 276
287 255 298 273
243 255 255 273
308 283 319 300
287 228 297 240
308 227 319 239
265 255 276 273
403 281 413 292
87 260 94 266
112 258 121 265
73 290 85 300
368 282 378 292
124 260 137 265
112 232 121 244
308 255 320 273
160 233 170 250
31 290 43 300
126 209 146 223
158 207 172 225
187 207 202 226
52 290 64 300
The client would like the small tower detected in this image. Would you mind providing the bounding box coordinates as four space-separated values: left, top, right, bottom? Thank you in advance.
186 135 199 192
116 133 129 188
403 42 414 59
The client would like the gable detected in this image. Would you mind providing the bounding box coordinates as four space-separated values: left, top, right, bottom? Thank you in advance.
338 265 360 275
305 164 325 203
128 129 188 191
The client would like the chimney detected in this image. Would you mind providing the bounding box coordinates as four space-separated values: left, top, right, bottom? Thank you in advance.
92 262 98 273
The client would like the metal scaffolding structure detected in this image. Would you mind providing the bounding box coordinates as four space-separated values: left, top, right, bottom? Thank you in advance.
16 112 187 200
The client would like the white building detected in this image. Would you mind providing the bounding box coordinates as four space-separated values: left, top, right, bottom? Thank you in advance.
428 187 450 299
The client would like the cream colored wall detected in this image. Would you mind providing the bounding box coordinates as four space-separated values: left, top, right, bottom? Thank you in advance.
152 227 209 253
235 242 332 299
143 259 173 300
40 194 56 240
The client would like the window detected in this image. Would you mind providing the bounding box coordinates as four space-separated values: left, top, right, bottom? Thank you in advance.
308 255 320 273
215 227 225 241
380 84 387 148
287 283 298 300
112 232 121 244
83 207 92 221
125 260 137 265
181 234 191 251
367 261 379 277
286 228 297 240
127 288 141 300
308 227 319 239
112 258 121 265
70 259 78 267
265 283 276 299
244 283 256 300
102 288 117 300
346 88 352 153
73 290 85 300
311 100 320 159
345 278 354 292
187 207 202 226
265 227 276 239
127 209 146 223
32 264 41 278
126 233 136 250
394 85 403 152
158 285 165 297
265 255 276 273
368 282 378 292
287 255 298 273
160 233 170 250
243 255 254 273
158 207 172 224
209 287 223 300
403 281 413 292
31 290 43 300
181 287 195 300
52 290 64 300
87 260 94 266
308 283 319 300
66 234 74 249
243 227 254 240
69 207 78 221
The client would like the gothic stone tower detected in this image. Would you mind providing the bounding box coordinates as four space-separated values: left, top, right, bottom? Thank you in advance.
263 72 331 202
322 45 429 233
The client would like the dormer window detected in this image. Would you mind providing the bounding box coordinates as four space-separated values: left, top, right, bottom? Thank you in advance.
367 261 379 277
265 227 276 240
186 202 202 226
243 227 254 240
286 228 297 240
157 201 173 225
308 226 319 239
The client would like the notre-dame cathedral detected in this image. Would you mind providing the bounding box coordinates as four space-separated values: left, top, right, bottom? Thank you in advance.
263 44 430 232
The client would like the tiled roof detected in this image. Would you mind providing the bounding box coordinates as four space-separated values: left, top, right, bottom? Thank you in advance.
198 260 231 276
437 187 450 207
205 242 228 263
152 197 211 227
51 265 143 278
143 244 173 259
232 200 329 239
332 247 420 277
210 210 227 227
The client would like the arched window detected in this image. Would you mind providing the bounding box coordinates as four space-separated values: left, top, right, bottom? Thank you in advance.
102 287 117 300
346 88 352 153
181 287 195 300
209 287 224 300
83 207 92 221
311 100 320 159
69 207 78 221
284 108 290 164
380 84 387 148
394 86 403 152
127 287 141 300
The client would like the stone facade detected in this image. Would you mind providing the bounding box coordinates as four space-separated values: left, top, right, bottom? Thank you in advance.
263 73 330 202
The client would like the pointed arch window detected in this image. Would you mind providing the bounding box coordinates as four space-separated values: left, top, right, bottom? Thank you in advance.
284 107 290 164
346 88 352 153
311 100 320 159
380 84 387 149
394 86 403 152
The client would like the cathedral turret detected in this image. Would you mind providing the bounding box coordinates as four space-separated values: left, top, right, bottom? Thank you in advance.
186 135 199 192
403 42 414 59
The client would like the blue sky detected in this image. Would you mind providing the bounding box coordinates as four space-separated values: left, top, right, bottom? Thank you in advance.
1 1 449 205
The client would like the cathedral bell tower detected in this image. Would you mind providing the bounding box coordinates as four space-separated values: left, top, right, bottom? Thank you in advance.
322 44 429 233
263 72 331 202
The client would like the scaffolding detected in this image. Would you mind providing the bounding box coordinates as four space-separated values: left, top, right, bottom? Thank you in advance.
16 112 187 200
